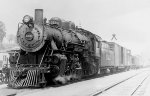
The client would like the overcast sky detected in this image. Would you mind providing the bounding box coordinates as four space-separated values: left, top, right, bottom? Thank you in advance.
1 0 150 59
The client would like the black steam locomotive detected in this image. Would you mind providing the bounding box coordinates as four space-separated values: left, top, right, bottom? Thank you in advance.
6 9 102 88
5 9 136 88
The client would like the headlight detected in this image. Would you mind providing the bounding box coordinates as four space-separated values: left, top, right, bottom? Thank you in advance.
23 15 32 23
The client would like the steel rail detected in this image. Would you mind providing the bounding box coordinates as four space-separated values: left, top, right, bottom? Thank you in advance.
91 71 146 96
130 74 150 96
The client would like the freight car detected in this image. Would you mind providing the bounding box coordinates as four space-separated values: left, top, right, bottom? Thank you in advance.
3 9 141 88
99 41 115 74
109 42 132 71
131 55 142 69
99 41 132 73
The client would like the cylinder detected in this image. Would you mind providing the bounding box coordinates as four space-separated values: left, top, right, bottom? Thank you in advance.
35 9 43 25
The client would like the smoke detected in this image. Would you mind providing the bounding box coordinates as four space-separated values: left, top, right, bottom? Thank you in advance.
54 75 67 84
54 74 78 84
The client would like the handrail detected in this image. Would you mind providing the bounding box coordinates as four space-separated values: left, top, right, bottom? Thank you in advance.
39 44 49 67
16 52 20 67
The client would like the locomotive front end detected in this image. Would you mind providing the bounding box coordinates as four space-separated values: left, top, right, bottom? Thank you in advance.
17 9 46 52
7 9 49 88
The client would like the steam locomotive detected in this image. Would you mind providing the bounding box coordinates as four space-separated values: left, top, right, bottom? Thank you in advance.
4 9 138 88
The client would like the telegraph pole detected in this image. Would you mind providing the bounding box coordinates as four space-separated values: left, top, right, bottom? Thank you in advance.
111 33 117 41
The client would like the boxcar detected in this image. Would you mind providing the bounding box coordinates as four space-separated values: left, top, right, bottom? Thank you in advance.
100 41 114 73
131 55 141 69
108 42 130 71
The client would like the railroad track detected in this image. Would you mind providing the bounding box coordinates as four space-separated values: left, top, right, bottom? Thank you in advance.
91 70 150 96
131 74 150 96
0 69 148 96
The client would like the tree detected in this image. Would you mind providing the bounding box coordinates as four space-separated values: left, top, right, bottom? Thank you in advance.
0 21 6 41
0 21 6 49
7 34 16 44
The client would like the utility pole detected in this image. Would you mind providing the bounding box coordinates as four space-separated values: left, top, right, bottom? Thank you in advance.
111 33 117 41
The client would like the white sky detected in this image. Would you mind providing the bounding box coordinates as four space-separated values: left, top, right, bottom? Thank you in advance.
0 0 150 59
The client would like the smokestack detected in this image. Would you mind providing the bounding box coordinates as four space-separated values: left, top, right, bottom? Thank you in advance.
35 9 43 25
